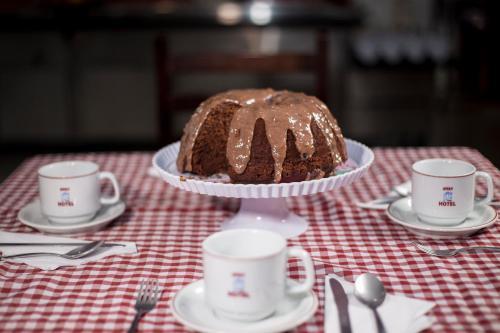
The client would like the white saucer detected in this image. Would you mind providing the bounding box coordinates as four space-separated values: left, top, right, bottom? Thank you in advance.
387 197 498 239
171 279 318 333
18 199 126 235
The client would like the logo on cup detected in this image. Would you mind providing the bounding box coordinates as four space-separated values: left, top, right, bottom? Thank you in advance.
58 187 74 207
438 186 456 207
227 272 249 298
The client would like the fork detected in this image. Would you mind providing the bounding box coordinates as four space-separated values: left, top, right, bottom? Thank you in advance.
412 242 500 257
128 280 161 333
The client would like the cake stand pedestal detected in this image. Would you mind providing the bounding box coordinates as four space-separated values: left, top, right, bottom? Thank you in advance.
222 198 307 238
153 139 374 238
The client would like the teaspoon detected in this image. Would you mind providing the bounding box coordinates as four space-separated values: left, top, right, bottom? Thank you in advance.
354 273 387 333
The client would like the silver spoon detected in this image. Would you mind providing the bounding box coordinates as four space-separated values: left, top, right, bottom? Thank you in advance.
354 273 387 333
393 181 412 197
0 240 105 260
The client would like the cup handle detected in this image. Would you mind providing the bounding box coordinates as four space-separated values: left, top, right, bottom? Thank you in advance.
98 172 121 205
286 247 315 296
475 171 494 206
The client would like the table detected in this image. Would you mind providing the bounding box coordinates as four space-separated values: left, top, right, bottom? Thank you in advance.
0 147 499 332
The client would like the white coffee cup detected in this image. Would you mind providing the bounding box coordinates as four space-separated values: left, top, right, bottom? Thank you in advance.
202 229 315 322
412 158 494 225
38 161 121 224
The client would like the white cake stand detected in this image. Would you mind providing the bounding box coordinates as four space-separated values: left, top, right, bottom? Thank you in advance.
153 139 374 238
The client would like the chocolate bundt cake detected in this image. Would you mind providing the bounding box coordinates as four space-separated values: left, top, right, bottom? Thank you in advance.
176 89 348 184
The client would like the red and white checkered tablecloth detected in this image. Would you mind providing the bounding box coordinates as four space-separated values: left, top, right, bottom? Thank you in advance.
0 147 499 332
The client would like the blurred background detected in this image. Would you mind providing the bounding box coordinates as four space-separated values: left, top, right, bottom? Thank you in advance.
1 0 499 181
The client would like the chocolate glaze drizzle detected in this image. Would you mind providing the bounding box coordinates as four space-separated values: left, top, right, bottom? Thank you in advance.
177 89 347 183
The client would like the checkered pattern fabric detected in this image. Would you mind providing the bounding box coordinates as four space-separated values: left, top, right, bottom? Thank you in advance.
0 148 498 332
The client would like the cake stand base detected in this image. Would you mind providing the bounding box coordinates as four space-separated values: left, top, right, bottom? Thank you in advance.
221 198 307 238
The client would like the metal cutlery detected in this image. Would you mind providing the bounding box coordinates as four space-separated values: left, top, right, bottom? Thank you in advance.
354 273 387 333
412 241 500 257
0 242 125 247
357 179 498 210
128 279 161 333
356 195 401 210
392 181 412 197
0 240 104 260
329 278 352 333
356 181 411 209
